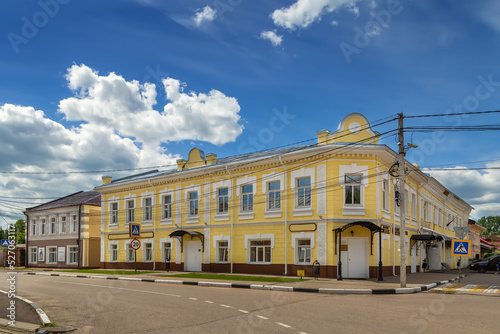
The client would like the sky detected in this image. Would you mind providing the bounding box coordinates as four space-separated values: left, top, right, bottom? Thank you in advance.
1 0 499 226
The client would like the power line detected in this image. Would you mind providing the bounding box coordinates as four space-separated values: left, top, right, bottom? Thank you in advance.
405 110 500 118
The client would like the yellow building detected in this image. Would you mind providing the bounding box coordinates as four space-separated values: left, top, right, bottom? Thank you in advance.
95 113 472 278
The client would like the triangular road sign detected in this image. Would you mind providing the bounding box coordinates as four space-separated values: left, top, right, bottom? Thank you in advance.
1 240 9 247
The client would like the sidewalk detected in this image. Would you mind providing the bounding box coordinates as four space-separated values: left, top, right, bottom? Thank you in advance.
20 268 465 294
0 292 41 333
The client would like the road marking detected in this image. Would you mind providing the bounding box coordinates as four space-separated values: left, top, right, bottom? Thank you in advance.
456 284 478 291
220 304 233 308
257 315 269 320
189 297 198 301
443 283 465 290
469 285 489 292
55 280 181 297
205 300 214 304
276 322 292 328
238 309 249 314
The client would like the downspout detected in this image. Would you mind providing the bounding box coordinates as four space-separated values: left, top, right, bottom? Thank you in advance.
279 156 288 275
24 213 29 268
148 179 157 271
78 204 82 269
225 166 234 274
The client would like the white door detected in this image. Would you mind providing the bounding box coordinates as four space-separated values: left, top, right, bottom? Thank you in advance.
341 238 369 279
411 245 417 273
184 241 202 272
428 243 441 270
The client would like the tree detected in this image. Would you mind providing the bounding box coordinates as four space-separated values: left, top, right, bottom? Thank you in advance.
14 219 25 244
478 216 500 236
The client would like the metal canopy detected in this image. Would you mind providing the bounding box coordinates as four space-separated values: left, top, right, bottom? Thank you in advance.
410 234 443 242
333 221 383 281
169 230 204 251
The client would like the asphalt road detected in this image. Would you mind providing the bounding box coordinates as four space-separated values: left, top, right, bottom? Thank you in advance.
0 272 498 334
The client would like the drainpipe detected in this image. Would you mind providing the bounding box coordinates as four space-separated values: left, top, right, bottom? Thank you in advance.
225 166 234 274
78 204 82 269
279 156 288 275
148 179 157 271
24 213 29 268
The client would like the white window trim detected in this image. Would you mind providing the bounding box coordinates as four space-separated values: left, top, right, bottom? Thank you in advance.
40 218 46 236
411 191 417 224
109 197 120 227
30 218 37 236
291 232 315 265
125 239 135 263
108 240 119 262
244 233 274 264
291 167 315 216
184 184 201 223
124 193 137 227
160 237 174 263
142 238 154 263
70 215 78 234
213 235 231 264
215 187 230 216
46 246 58 264
49 216 57 235
382 175 390 215
236 176 256 219
159 188 174 224
60 215 67 234
66 245 79 265
339 164 368 216
262 172 284 218
28 246 37 264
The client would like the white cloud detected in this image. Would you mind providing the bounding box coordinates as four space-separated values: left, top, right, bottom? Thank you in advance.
345 3 360 18
260 30 283 46
0 64 243 223
193 6 217 26
271 0 358 30
425 162 500 219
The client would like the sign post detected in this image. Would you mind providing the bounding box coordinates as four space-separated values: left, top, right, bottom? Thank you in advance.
452 239 471 283
130 239 141 274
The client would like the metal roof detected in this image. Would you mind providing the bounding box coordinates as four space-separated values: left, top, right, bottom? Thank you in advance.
24 191 101 213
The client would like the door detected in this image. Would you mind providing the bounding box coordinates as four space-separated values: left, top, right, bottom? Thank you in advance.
428 243 441 270
341 238 369 279
411 245 417 273
184 241 202 272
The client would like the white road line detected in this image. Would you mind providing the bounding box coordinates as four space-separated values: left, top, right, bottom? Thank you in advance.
205 300 214 304
189 297 198 301
220 304 233 308
238 309 249 314
257 315 269 320
456 284 477 291
276 322 292 328
56 280 181 297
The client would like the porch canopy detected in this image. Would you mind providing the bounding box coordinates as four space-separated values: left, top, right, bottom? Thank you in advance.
333 221 383 281
169 230 204 250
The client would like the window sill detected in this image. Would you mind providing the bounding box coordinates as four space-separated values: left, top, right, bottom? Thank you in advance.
160 219 173 225
248 262 271 265
293 207 313 217
238 212 254 220
214 214 230 221
342 206 365 216
108 224 118 230
264 211 282 218
186 217 199 224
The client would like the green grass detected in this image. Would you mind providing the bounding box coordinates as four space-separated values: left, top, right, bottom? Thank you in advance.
166 273 308 283
57 269 156 275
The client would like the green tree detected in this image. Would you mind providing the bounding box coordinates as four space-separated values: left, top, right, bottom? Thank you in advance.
478 216 500 236
14 219 25 244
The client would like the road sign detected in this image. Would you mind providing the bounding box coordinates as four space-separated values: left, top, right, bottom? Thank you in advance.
0 240 10 248
129 223 141 238
453 226 470 239
452 240 471 257
130 239 141 250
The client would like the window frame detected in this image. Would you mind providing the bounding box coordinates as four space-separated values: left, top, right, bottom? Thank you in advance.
241 184 254 212
267 181 281 211
126 200 135 223
162 242 172 263
144 243 153 263
344 174 362 205
187 191 199 217
29 247 37 264
70 215 78 233
49 217 56 235
60 215 67 234
126 243 135 263
382 179 389 211
30 219 36 236
217 187 229 214
110 244 118 262
110 202 119 225
40 218 46 235
143 197 153 221
47 246 57 264
297 239 312 265
248 240 272 264
68 246 78 265
162 195 172 219
216 240 229 263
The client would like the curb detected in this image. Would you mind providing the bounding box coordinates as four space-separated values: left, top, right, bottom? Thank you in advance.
25 272 465 295
0 289 52 326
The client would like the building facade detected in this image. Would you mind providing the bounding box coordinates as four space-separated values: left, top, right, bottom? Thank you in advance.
96 114 472 278
24 191 101 268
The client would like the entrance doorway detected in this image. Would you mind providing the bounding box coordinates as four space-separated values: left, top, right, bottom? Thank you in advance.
341 238 369 279
184 241 202 272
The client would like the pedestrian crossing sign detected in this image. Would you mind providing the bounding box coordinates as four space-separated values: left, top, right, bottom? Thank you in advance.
451 240 470 257
129 223 141 238
1 239 10 248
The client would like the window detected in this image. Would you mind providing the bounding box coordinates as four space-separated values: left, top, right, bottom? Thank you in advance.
70 215 78 233
249 240 271 263
163 242 171 262
50 218 56 234
217 188 229 214
144 243 152 262
241 185 253 212
126 200 135 223
267 181 281 210
110 244 118 262
439 209 442 227
344 175 361 205
217 241 229 263
297 239 311 264
30 220 36 236
126 244 134 262
405 190 409 217
110 202 119 225
434 206 437 225
162 195 172 219
68 246 78 264
47 247 57 264
412 194 417 219
60 216 66 233
382 180 389 211
143 198 153 221
40 219 46 235
297 177 311 207
188 192 198 216
29 247 37 264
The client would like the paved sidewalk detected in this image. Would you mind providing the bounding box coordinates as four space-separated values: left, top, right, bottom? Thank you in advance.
0 292 41 333
21 268 465 294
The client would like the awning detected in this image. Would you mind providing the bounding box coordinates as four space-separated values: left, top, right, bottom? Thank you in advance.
410 234 443 242
333 221 382 256
169 230 204 250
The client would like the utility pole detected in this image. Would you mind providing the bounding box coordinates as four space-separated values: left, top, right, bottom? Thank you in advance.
398 113 407 288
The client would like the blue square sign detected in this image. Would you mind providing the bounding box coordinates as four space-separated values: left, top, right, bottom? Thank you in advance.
452 240 470 257
129 223 141 238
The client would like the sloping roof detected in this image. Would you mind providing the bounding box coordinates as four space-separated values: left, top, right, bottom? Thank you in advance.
24 191 101 213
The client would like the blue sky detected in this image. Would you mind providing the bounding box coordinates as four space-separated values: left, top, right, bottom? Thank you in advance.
1 0 499 225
